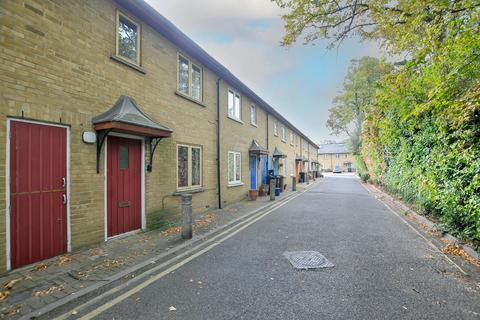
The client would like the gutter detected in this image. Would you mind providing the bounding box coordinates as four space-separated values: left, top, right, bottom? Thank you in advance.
216 77 222 209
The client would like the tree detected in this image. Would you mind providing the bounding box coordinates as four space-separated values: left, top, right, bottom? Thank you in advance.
327 56 391 154
273 0 480 57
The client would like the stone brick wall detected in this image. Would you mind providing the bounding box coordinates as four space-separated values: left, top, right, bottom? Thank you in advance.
0 0 318 273
0 0 219 271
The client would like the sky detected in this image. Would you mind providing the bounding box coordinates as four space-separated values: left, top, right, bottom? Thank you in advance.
145 0 384 143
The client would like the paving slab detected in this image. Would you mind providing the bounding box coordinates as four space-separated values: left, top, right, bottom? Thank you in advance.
0 181 315 319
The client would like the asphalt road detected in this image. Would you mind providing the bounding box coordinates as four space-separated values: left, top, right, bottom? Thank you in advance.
92 174 480 320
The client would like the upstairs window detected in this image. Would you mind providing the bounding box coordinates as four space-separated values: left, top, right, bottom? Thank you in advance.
290 132 294 145
250 105 257 126
116 11 140 64
228 89 241 120
336 154 340 158
177 54 202 101
281 127 286 142
273 121 278 136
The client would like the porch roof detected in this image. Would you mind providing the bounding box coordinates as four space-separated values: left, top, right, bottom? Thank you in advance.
272 147 287 158
248 139 269 155
92 96 172 137
295 155 305 162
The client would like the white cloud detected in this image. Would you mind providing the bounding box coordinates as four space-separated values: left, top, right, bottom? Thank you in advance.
146 0 284 32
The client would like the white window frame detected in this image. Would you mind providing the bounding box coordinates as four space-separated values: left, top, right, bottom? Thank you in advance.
228 89 242 121
116 10 141 66
177 144 203 191
177 53 203 101
290 132 294 145
281 127 286 142
250 104 257 126
273 121 278 136
336 153 340 159
228 151 242 185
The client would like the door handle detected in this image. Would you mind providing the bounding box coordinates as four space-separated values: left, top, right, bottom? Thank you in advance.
62 194 67 205
62 177 66 188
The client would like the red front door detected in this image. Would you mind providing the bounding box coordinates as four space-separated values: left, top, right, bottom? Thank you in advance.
107 136 141 237
296 161 302 183
10 121 67 269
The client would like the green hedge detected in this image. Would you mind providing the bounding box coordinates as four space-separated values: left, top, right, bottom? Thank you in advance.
362 24 480 247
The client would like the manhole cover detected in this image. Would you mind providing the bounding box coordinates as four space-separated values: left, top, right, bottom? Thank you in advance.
283 251 334 270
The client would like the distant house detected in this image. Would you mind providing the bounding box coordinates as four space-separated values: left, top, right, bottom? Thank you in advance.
318 143 355 172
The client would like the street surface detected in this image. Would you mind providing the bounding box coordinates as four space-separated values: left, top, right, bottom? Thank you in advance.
79 174 480 320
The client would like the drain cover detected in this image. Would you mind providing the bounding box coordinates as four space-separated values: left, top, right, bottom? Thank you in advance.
283 251 334 270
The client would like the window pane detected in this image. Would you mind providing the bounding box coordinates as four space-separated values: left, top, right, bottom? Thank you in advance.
192 65 201 100
228 91 234 117
251 105 256 124
178 56 189 94
118 15 138 62
119 145 129 169
178 146 189 187
235 153 241 181
228 153 234 182
234 94 240 119
192 147 201 186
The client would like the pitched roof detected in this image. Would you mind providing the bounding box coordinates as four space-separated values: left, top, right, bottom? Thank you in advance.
115 0 318 148
248 139 269 155
272 147 287 158
92 95 172 132
318 143 348 154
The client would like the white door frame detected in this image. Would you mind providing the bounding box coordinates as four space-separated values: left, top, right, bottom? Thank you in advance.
5 118 71 271
104 132 146 241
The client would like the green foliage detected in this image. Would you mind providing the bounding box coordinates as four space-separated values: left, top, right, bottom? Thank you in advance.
275 0 480 244
362 16 480 243
327 57 392 154
355 155 370 183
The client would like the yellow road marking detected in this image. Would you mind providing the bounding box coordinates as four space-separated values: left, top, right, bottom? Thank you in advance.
67 187 310 320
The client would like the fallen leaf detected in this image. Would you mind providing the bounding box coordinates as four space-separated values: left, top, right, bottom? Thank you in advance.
4 278 22 290
33 284 65 297
0 291 10 301
442 244 480 267
31 264 48 272
72 310 78 315
169 306 177 311
56 255 72 266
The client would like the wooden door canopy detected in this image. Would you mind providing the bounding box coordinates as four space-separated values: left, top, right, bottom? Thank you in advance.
93 96 173 173
248 139 269 156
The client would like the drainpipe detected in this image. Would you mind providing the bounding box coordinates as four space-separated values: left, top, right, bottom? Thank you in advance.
216 78 222 209
266 113 269 172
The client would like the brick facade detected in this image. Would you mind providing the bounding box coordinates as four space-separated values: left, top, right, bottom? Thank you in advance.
0 0 318 272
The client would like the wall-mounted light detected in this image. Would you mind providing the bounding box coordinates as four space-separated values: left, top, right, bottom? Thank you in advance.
82 131 96 144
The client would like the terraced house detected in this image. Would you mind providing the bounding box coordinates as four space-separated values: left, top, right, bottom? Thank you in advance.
0 0 319 272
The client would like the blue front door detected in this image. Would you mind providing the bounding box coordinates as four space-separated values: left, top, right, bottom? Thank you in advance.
250 155 257 189
260 155 267 185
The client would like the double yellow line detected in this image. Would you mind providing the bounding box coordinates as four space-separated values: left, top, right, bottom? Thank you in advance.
57 185 312 320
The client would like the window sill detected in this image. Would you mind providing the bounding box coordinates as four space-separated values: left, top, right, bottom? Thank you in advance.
110 55 146 74
281 139 286 143
175 91 207 108
173 187 204 196
227 116 244 125
227 182 244 188
251 122 257 128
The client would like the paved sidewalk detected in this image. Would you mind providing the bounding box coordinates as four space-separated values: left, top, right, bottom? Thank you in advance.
0 180 318 319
